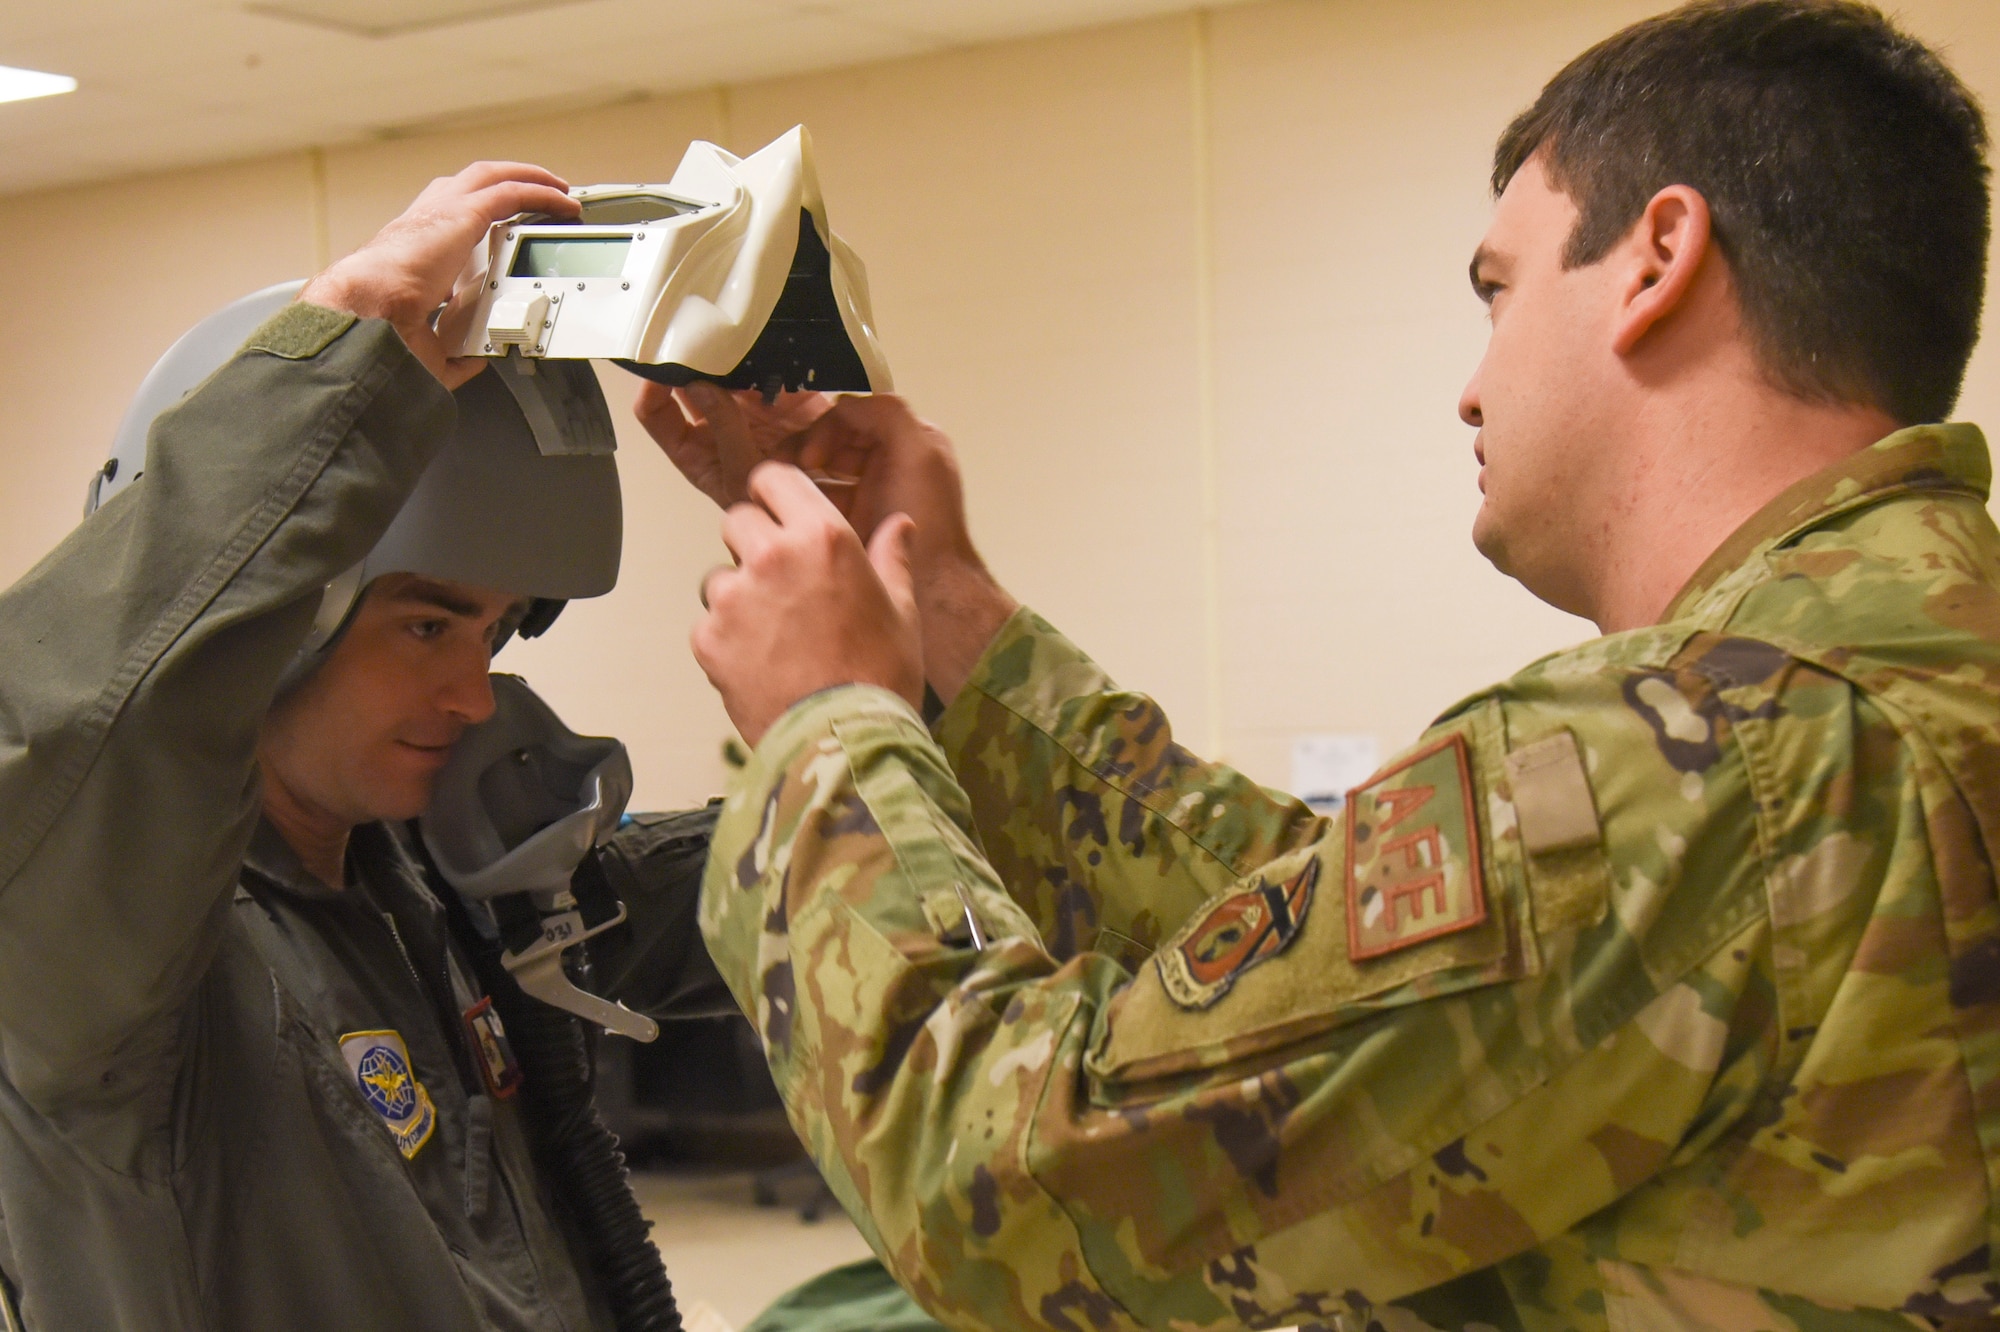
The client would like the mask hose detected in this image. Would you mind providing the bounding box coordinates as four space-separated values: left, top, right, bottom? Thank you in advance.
428 839 683 1332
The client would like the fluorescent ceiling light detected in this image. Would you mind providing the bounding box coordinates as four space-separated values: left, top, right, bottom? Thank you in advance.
245 0 590 39
0 66 76 106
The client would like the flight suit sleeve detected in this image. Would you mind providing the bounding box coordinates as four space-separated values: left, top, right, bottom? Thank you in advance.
0 306 453 1148
700 624 1828 1332
932 608 1325 966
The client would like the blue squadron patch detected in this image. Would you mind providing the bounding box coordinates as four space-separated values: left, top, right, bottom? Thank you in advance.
339 1030 437 1160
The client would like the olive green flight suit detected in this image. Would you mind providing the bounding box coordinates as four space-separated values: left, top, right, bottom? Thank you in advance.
701 425 2000 1331
0 306 725 1331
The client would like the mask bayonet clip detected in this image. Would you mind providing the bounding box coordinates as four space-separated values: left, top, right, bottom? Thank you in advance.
500 901 659 1042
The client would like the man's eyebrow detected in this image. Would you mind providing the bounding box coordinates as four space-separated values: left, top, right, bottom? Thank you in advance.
389 579 486 618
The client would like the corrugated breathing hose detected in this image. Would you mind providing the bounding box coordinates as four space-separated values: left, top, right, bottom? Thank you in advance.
496 965 682 1332
429 839 683 1332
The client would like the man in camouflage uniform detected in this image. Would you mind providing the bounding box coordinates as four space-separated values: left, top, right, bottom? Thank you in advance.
649 2 2000 1328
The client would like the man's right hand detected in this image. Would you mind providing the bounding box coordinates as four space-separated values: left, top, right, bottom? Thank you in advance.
298 162 579 388
789 395 1017 704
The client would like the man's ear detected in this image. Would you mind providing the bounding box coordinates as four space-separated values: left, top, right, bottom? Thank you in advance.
1610 185 1714 356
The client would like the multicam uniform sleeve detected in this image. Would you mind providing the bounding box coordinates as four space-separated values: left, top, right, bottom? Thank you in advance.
932 609 1325 965
700 618 1860 1332
0 308 451 1160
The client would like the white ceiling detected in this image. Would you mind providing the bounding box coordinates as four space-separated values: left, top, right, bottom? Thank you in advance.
0 0 1234 197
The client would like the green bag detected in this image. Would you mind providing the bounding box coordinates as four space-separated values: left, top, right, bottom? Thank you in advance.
743 1259 948 1332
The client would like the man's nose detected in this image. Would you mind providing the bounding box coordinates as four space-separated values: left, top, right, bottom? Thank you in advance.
441 661 498 727
1458 369 1484 428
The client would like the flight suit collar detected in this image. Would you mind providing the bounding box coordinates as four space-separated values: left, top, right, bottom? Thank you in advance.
243 817 343 900
242 818 426 906
1663 422 1991 623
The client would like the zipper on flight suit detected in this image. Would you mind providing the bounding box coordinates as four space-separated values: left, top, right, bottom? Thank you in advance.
377 909 485 1097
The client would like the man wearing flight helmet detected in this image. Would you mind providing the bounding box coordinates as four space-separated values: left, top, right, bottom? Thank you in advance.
0 164 725 1330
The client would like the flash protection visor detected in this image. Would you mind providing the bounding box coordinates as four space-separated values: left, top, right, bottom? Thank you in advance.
454 125 892 397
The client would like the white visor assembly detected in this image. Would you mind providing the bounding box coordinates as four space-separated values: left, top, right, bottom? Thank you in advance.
455 125 891 398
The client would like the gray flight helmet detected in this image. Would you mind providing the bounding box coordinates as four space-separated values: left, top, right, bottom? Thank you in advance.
90 281 624 678
92 280 307 514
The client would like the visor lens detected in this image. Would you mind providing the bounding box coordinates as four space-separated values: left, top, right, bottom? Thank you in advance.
511 237 631 279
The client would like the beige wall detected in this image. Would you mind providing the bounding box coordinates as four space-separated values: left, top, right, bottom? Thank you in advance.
3 0 1997 810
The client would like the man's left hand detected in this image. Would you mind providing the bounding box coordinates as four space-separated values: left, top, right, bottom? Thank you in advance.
638 382 834 508
692 462 924 746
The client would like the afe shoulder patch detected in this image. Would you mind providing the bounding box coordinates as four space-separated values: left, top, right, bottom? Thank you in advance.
1156 860 1318 1010
1345 733 1487 960
340 1030 438 1160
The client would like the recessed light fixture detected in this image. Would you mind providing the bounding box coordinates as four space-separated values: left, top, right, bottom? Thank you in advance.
0 65 76 106
245 0 589 40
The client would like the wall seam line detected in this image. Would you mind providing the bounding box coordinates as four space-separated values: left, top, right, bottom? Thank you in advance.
714 83 735 153
1191 7 1225 761
307 146 330 271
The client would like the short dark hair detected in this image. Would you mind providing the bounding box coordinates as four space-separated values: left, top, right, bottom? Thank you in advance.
1494 0 1990 425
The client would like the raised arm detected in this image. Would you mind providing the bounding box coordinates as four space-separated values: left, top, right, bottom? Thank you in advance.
0 309 447 1134
803 397 1322 956
932 607 1324 965
646 393 1321 960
